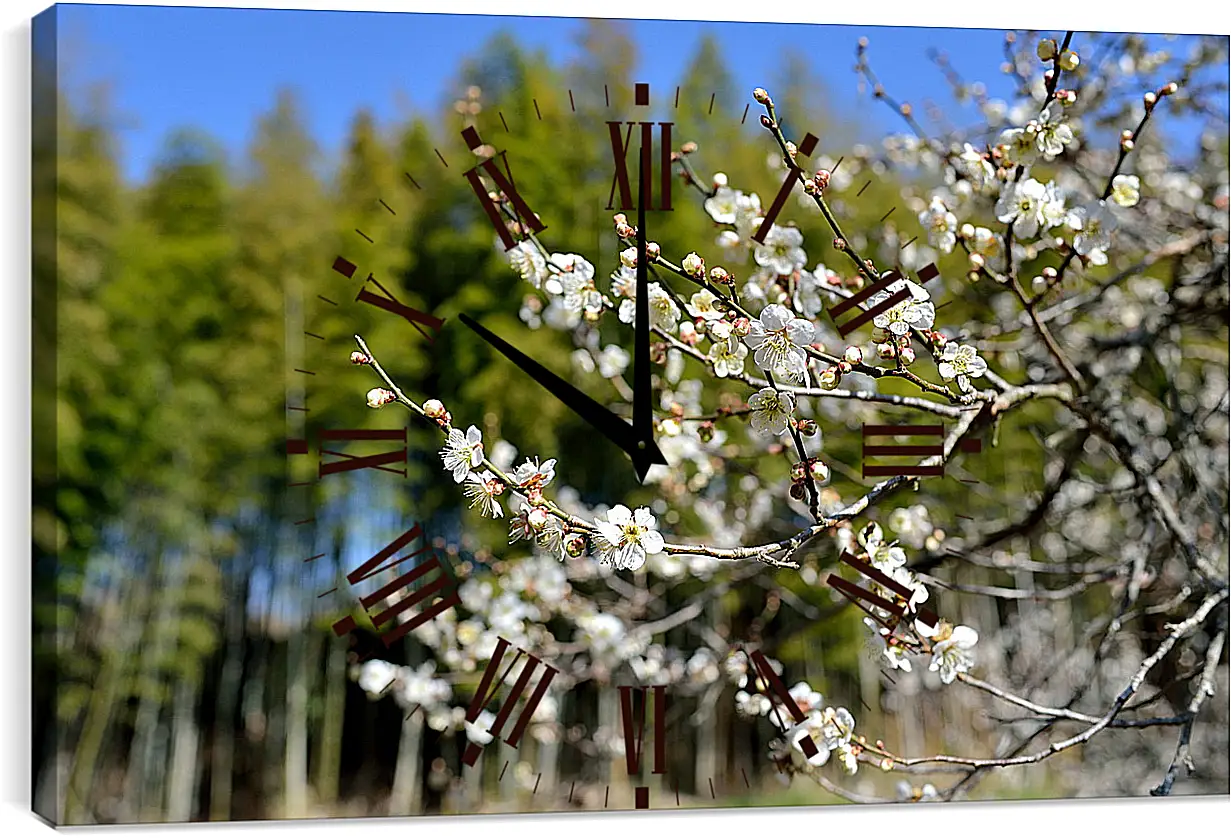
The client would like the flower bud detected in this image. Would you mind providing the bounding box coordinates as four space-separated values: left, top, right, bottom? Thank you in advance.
732 317 752 338
843 346 864 365
802 178 818 195
753 87 771 105
1058 50 1080 72
646 242 661 259
367 388 395 409
968 252 985 270
1032 275 1047 292
790 461 807 482
833 237 847 251
527 507 549 529
708 319 733 341
1160 82 1179 96
789 481 808 501
564 533 586 558
1042 266 1058 280
620 247 638 268
711 171 728 188
876 342 895 359
814 169 831 191
681 141 698 155
678 321 698 346
797 418 819 437
899 346 916 365
785 141 798 160
1036 38 1058 61
616 223 635 239
423 398 447 419
1143 91 1157 109
697 421 715 443
1121 137 1134 152
350 351 370 365
838 361 852 374
819 366 841 390
613 213 628 227
931 331 947 349
710 266 731 284
959 223 975 239
760 115 774 130
808 459 830 482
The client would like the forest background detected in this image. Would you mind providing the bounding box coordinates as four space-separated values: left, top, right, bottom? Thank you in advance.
29 3 1231 826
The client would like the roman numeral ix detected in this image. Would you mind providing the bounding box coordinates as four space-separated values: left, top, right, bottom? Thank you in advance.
288 428 409 479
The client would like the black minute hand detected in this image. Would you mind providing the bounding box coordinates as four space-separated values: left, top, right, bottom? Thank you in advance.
631 141 668 481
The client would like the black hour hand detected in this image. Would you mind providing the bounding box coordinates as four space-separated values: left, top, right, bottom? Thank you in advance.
458 314 667 481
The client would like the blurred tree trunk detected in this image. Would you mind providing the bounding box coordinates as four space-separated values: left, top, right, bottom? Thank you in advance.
166 676 202 820
65 594 142 824
209 558 248 820
313 628 347 807
284 622 311 818
387 712 424 815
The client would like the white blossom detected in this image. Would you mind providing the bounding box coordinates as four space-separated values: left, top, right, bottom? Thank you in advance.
708 339 748 378
593 505 665 571
1110 174 1141 208
928 624 979 684
747 387 795 436
869 276 935 336
919 196 958 253
510 241 549 289
1068 200 1117 257
937 343 988 392
463 470 504 518
1035 104 1074 160
745 304 815 378
753 224 807 275
441 425 484 483
995 177 1065 238
956 143 996 192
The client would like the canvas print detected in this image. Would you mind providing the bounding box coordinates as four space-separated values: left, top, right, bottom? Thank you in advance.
31 2 1230 826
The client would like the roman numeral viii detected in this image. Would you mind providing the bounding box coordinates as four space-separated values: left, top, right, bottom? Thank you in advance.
288 428 408 479
331 522 461 647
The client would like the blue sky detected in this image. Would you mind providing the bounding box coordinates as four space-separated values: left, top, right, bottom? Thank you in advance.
49 4 1214 183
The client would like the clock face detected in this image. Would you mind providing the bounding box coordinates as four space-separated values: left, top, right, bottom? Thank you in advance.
34 3 1230 828
284 61 1050 809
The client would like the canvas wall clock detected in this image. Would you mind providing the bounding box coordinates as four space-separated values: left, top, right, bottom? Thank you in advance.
30 2 1230 827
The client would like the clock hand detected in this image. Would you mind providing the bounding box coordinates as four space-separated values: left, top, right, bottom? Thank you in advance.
632 142 668 482
458 312 659 473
